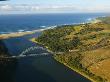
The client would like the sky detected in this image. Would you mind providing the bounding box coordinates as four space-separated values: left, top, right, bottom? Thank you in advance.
0 0 110 14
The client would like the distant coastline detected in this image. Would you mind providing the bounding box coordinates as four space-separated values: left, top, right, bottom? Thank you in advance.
0 27 52 39
0 13 108 40
0 16 103 40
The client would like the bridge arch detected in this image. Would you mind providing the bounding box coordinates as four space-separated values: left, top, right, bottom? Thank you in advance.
19 46 47 56
0 46 49 59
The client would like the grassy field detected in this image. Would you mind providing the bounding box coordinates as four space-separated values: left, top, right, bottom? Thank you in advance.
33 17 110 82
90 58 110 81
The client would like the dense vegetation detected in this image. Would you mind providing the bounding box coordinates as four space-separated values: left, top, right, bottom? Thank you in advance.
35 17 110 82
36 25 81 52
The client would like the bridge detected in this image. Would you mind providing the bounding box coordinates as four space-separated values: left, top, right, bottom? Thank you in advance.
0 46 51 59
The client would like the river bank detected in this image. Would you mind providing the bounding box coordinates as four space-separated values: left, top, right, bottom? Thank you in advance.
1 30 91 82
54 56 95 82
32 17 110 82
31 38 94 82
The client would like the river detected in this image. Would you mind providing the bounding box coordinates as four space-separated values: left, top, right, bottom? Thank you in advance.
2 32 91 82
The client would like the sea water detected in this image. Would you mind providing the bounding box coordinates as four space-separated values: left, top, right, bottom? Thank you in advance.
0 13 109 34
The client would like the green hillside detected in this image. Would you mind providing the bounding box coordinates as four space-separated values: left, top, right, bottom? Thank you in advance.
34 17 110 82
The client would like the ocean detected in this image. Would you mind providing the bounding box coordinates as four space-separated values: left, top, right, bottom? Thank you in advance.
0 13 109 34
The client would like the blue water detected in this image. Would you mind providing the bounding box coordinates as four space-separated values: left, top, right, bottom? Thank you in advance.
2 13 110 82
3 32 91 82
0 13 109 34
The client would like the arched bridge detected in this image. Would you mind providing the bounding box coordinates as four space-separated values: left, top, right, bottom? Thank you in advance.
0 46 51 59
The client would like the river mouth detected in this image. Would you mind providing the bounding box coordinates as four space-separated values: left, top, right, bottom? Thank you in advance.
1 32 91 82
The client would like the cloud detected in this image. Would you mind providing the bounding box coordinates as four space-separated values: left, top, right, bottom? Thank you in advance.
83 4 110 12
0 4 78 12
0 5 12 11
0 4 110 13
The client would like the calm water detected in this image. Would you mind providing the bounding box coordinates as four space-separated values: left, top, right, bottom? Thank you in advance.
1 13 110 82
3 32 91 82
0 13 109 34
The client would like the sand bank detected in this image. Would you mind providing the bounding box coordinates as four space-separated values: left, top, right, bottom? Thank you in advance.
0 29 45 39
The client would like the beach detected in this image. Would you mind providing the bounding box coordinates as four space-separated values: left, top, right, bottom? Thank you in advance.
0 29 46 39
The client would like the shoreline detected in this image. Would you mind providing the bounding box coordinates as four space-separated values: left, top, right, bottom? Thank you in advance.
54 57 96 82
31 38 95 82
0 25 57 40
0 28 46 39
30 38 54 54
0 16 102 40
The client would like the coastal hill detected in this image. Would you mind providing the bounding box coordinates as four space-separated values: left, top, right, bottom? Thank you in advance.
34 17 110 82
